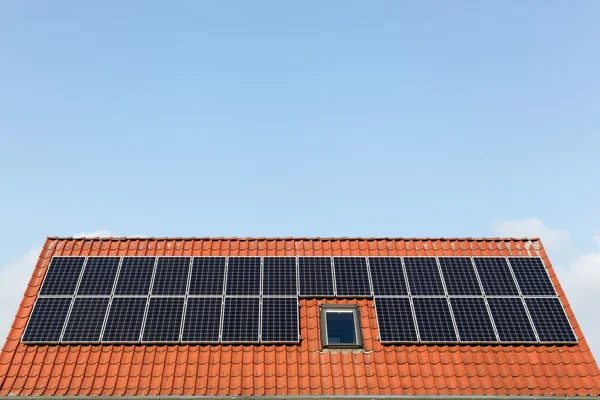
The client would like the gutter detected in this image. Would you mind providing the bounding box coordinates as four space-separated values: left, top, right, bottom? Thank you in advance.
0 396 598 399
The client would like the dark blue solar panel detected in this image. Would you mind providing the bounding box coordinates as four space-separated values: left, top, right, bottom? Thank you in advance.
473 257 519 295
22 297 72 343
261 297 299 343
102 297 147 342
141 297 185 342
413 298 457 342
62 297 110 343
188 257 226 295
525 297 576 343
487 298 536 342
182 297 222 342
333 257 371 297
509 257 555 296
369 257 408 296
263 257 297 296
221 297 260 342
298 257 334 297
404 257 445 296
450 298 497 342
375 297 418 342
439 257 481 295
114 257 156 295
225 257 261 295
76 257 120 295
151 257 191 295
39 257 86 295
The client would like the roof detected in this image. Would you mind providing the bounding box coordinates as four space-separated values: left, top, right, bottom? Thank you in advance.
0 236 599 398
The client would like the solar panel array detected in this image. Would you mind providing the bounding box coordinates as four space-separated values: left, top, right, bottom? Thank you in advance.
24 255 575 345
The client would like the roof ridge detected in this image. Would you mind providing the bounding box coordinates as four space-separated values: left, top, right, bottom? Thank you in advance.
46 236 542 241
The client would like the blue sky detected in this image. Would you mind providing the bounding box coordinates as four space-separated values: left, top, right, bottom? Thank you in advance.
1 2 599 354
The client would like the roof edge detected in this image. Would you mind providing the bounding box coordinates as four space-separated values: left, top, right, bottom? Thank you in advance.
46 236 542 241
1 396 595 399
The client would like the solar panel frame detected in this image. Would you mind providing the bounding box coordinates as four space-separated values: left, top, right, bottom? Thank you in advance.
61 297 111 343
181 297 223 343
225 257 261 296
101 297 148 343
188 257 227 296
473 257 520 296
487 297 538 343
450 297 498 343
21 297 73 343
508 257 556 296
374 296 419 343
298 257 335 297
438 257 483 296
369 257 409 296
525 297 577 343
412 297 458 343
151 257 192 296
332 257 372 297
141 297 186 343
76 256 121 296
39 256 87 296
260 297 299 343
221 297 260 343
262 257 298 296
114 257 158 296
403 257 446 296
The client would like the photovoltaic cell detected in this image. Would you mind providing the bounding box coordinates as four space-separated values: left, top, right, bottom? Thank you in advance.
450 298 497 342
404 257 445 296
22 297 72 343
369 257 408 296
333 257 371 297
62 297 110 343
76 257 121 295
182 297 222 342
225 257 261 295
263 257 297 296
374 297 418 342
487 298 536 342
509 257 555 296
413 298 457 342
142 297 185 342
39 257 86 295
525 297 576 343
261 297 299 343
439 257 481 295
188 257 226 295
221 297 260 342
298 257 334 297
151 257 191 295
114 257 156 295
102 297 147 342
473 258 519 295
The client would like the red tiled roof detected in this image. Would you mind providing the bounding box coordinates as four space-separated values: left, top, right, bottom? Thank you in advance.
1 237 599 397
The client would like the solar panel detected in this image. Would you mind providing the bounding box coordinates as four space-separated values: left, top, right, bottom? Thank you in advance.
412 297 457 342
298 257 334 297
487 298 536 342
76 257 121 295
62 297 110 343
525 297 576 343
151 257 191 295
369 257 408 296
181 297 222 342
114 257 156 295
225 257 261 295
22 297 72 343
39 257 86 295
263 257 297 296
404 257 445 296
261 297 299 343
221 297 260 342
439 257 481 295
188 257 226 295
473 257 519 295
141 297 185 342
374 297 418 342
450 298 497 342
509 257 555 296
102 297 147 342
333 257 371 297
